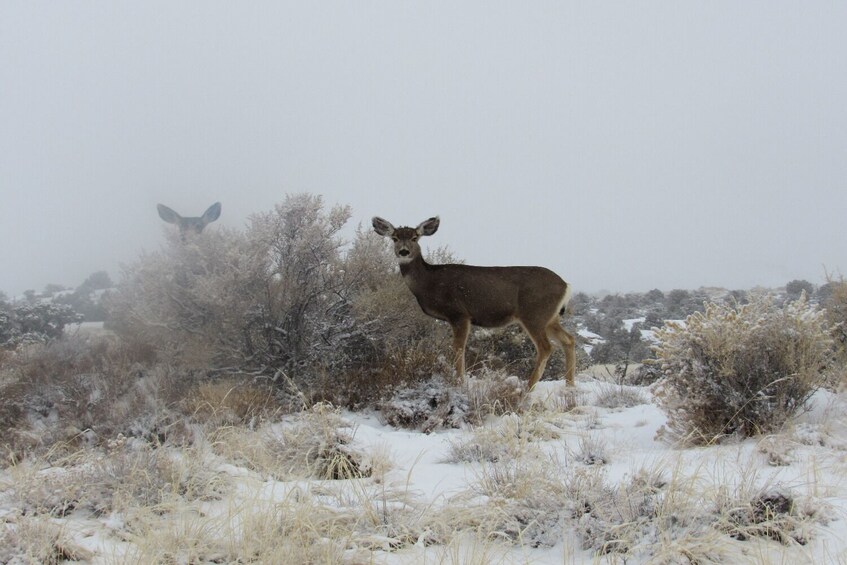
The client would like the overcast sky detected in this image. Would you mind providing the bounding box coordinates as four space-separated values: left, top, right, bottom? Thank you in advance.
2 2 845 298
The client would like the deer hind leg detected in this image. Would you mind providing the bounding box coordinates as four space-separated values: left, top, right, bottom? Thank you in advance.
547 321 577 386
450 318 472 382
523 324 553 390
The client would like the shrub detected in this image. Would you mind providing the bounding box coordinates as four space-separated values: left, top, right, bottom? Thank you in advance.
820 274 847 387
0 302 83 348
182 377 280 429
313 338 447 409
0 335 197 464
109 194 360 375
107 224 269 370
653 294 832 444
108 194 449 395
378 376 468 432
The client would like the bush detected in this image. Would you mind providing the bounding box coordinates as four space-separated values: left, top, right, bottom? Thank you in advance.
110 195 361 373
0 302 83 348
108 194 447 397
0 335 197 464
378 376 468 432
820 274 847 387
653 294 832 444
110 192 594 405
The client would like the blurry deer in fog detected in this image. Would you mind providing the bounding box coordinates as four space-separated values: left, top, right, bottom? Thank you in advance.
372 216 576 389
157 202 221 240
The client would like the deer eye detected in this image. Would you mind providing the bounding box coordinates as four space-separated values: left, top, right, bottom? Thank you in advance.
411 236 419 242
391 236 399 242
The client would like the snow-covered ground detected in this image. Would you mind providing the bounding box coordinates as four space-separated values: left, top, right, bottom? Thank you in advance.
2 375 846 563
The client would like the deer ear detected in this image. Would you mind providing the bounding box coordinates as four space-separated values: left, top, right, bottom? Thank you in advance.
416 216 440 237
372 216 395 237
202 202 221 224
157 204 181 224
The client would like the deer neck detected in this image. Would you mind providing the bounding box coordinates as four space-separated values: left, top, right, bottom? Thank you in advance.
398 254 431 292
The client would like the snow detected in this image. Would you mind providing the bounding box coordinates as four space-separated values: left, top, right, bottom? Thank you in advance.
2 375 847 563
577 329 604 353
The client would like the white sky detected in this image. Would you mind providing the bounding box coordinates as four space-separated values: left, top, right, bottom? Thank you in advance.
2 2 845 297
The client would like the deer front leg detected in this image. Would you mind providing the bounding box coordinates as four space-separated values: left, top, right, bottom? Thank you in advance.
450 318 471 382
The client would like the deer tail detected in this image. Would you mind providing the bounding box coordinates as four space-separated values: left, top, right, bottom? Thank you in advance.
559 283 573 316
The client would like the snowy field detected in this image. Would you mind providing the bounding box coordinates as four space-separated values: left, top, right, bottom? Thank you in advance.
2 373 846 564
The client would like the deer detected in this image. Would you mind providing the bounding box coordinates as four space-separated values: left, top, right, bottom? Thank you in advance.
372 216 576 389
157 202 221 240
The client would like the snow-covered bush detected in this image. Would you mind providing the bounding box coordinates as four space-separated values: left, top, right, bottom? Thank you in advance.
0 335 201 464
0 301 82 347
109 194 449 402
653 294 833 443
820 275 847 387
108 219 272 370
110 195 362 375
378 376 469 432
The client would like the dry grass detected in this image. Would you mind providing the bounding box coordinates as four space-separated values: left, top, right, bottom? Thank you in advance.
0 406 838 564
443 454 569 548
415 533 515 564
573 433 609 465
183 377 281 428
212 402 371 481
463 371 530 424
538 385 590 414
4 440 229 522
118 463 429 564
445 412 559 464
593 383 649 409
710 464 825 547
0 515 93 564
1 328 841 565
0 337 204 465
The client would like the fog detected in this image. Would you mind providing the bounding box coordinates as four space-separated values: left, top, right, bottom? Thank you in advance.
2 2 846 298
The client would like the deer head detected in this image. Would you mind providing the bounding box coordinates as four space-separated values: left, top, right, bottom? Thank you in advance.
372 215 576 389
157 202 221 240
372 216 439 263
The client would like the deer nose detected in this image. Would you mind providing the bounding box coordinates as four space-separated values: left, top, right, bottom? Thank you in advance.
399 249 410 257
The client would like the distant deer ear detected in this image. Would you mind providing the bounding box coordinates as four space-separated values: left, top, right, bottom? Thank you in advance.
201 202 221 225
157 204 182 225
416 216 440 237
372 216 395 237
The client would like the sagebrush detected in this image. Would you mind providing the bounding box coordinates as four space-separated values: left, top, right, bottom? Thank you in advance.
653 294 833 443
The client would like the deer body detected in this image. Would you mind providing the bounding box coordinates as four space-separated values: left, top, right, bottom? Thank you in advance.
373 216 576 388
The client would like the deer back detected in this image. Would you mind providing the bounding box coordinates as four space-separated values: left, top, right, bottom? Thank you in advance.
401 261 567 328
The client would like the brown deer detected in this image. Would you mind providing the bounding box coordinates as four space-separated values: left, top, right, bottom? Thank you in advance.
157 202 221 240
372 216 576 388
